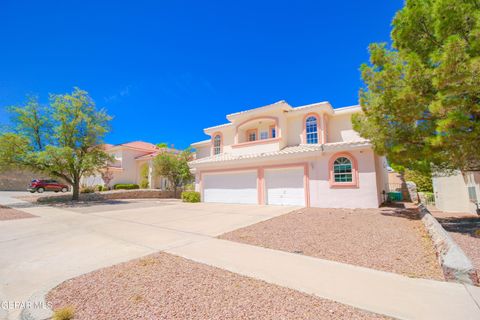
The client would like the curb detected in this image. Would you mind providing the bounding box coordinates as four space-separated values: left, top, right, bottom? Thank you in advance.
19 290 52 320
418 204 479 285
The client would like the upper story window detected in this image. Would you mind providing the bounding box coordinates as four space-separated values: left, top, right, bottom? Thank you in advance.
260 131 268 140
213 134 222 155
306 116 318 144
333 157 353 182
247 129 257 142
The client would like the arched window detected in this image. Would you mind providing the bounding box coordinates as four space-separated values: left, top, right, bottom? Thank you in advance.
213 135 222 155
305 116 318 144
333 157 353 182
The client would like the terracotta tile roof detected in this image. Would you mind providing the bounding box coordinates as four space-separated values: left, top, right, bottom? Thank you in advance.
135 148 181 160
189 140 371 165
120 141 159 151
101 143 114 150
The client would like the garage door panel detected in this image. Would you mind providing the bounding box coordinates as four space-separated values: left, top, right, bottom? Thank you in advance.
265 168 305 206
203 171 257 204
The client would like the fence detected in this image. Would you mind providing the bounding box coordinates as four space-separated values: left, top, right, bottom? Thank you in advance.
418 192 435 206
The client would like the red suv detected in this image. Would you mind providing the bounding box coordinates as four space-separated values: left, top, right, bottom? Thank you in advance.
28 179 69 193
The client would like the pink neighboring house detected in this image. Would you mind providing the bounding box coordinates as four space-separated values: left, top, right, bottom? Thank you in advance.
84 141 178 189
189 100 389 208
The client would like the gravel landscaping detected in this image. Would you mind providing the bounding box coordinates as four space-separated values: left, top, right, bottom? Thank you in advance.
47 252 390 320
0 205 36 221
220 204 444 280
437 216 480 277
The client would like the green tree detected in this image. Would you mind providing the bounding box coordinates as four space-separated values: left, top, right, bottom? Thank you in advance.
152 148 193 197
0 88 112 200
404 168 434 192
156 142 168 148
353 0 480 173
139 163 149 189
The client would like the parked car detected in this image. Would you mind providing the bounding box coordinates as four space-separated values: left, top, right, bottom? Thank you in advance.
28 179 69 193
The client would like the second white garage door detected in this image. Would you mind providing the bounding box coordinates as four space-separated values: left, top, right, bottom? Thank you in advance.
203 171 258 204
265 167 305 206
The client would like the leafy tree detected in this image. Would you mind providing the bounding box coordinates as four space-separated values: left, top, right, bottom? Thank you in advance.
0 88 112 200
391 161 434 192
100 166 114 190
156 142 168 148
404 168 434 192
152 148 193 197
139 163 149 189
353 0 480 173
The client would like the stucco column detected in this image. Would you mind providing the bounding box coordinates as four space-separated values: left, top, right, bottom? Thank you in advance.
148 161 154 189
257 168 265 205
320 113 326 144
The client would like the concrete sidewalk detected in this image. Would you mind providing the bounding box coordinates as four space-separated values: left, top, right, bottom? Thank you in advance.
0 192 295 320
166 238 480 320
2 192 480 320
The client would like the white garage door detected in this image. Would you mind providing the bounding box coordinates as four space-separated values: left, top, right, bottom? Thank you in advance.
265 167 305 206
203 171 258 204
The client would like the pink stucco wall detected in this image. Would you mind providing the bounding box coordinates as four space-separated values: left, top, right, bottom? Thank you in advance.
309 149 381 208
195 148 384 209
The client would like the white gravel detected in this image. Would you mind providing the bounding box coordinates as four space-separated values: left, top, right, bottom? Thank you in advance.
47 252 391 320
220 205 444 280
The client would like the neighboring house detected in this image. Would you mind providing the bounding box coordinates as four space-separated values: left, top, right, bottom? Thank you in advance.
189 100 389 208
433 171 480 215
83 141 178 190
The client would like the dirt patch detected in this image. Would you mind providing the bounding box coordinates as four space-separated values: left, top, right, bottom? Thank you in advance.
47 252 390 320
0 205 36 221
220 204 444 280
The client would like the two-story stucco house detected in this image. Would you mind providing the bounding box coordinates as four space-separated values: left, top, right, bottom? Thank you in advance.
83 141 177 190
189 100 389 208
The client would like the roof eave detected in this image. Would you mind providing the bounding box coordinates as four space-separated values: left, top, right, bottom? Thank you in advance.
189 141 372 168
289 101 334 115
225 100 293 121
333 105 362 115
191 139 211 147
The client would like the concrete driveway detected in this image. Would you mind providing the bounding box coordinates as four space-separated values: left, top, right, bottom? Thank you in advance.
0 192 295 319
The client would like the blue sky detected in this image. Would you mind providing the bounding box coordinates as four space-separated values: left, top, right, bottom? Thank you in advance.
0 0 403 149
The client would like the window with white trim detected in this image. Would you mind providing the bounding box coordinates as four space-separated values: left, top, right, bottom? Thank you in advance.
306 116 318 144
333 157 353 182
271 127 276 138
260 131 268 140
213 135 221 155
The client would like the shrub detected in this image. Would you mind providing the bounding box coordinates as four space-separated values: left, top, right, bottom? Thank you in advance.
139 179 149 189
52 306 75 320
80 186 95 193
114 183 140 190
139 164 149 189
181 191 200 203
404 169 433 192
